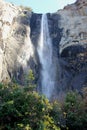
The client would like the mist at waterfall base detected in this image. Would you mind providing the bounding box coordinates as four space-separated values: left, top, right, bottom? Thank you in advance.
37 14 56 99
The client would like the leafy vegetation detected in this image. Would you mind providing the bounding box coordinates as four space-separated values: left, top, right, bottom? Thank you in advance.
20 5 32 12
0 83 60 130
63 91 87 130
0 70 87 130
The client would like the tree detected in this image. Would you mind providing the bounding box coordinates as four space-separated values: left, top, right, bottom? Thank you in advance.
63 91 87 130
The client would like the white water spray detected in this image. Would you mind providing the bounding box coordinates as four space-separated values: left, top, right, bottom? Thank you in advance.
37 14 55 99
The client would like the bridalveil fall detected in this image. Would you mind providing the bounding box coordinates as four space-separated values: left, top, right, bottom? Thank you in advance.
37 14 56 99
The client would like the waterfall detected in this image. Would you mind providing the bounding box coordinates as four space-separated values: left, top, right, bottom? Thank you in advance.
37 14 55 99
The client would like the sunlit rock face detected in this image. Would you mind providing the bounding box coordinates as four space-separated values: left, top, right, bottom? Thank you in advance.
0 0 38 84
0 0 87 99
0 0 19 81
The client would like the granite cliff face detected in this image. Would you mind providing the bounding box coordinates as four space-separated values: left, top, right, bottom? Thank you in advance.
0 0 38 84
58 0 87 93
0 0 87 98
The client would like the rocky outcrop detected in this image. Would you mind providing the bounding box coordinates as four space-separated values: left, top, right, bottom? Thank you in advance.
0 0 38 84
0 0 19 81
56 0 87 93
0 0 87 98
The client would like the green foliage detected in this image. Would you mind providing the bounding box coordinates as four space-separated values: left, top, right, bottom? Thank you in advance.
0 83 60 130
50 91 87 130
82 87 87 111
0 70 87 130
24 69 35 85
51 101 63 126
23 69 36 92
20 5 32 11
63 91 87 130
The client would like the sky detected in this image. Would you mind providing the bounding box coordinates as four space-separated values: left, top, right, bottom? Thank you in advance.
5 0 76 13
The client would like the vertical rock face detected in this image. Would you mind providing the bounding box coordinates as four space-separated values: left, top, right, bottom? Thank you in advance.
0 0 19 81
0 0 87 99
57 0 87 95
0 0 38 84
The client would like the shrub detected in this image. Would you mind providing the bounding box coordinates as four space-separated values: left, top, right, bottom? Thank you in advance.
20 5 32 12
63 91 87 130
0 83 60 130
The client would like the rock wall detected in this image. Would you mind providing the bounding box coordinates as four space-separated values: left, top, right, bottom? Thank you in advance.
0 0 87 97
57 0 87 94
0 0 38 84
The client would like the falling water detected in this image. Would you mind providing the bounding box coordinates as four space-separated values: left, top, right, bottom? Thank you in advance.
37 14 55 99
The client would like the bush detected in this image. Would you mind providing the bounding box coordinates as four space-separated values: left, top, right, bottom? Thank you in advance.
0 71 87 130
0 83 60 130
63 91 87 130
20 5 32 11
